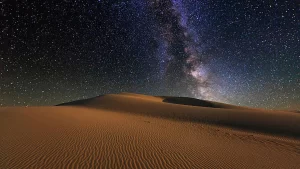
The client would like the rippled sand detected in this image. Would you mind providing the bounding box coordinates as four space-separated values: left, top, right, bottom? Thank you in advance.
1 93 299 168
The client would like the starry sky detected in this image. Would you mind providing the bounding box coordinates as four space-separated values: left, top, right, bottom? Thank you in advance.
1 0 299 110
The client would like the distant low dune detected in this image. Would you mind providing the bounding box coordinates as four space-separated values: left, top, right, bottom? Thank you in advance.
1 93 300 168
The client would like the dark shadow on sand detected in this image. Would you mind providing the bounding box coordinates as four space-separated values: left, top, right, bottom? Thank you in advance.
162 97 221 108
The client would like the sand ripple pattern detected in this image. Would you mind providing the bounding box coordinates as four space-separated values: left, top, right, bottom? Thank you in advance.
1 107 300 169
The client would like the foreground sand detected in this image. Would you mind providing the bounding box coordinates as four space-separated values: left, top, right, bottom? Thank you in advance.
1 93 300 168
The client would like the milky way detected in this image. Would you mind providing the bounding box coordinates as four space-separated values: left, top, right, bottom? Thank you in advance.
148 0 212 99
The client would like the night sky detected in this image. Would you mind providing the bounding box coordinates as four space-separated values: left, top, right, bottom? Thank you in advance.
1 0 299 110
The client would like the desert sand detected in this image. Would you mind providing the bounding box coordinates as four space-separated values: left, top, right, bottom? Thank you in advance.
1 93 299 168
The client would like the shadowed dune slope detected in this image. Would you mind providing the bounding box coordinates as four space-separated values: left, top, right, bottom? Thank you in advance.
57 93 300 137
161 96 248 109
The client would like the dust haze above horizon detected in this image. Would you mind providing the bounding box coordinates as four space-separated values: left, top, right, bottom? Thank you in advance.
1 0 299 110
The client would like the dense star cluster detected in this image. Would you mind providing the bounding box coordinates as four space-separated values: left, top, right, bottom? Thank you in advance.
1 0 299 110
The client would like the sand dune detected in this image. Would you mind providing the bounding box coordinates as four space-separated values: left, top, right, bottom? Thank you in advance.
1 93 300 168
58 93 300 137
